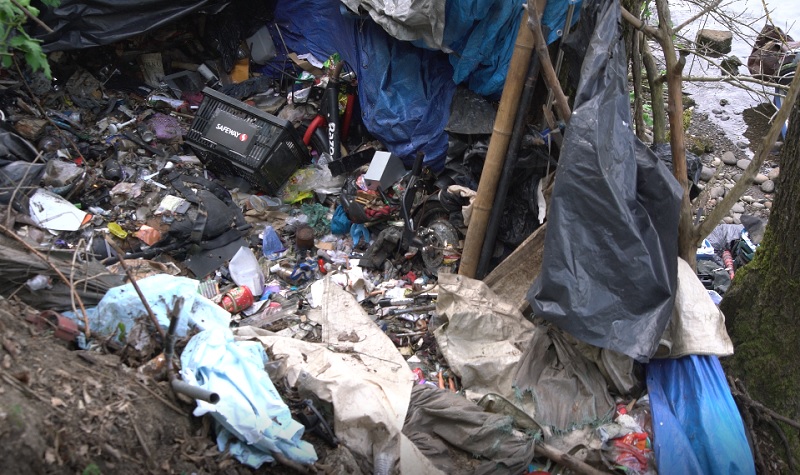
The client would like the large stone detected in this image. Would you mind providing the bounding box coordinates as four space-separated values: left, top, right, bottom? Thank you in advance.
761 180 775 193
721 55 743 75
696 29 733 57
712 157 721 167
765 201 773 209
732 202 745 214
722 151 737 165
736 159 751 170
700 166 715 182
710 186 726 199
733 173 743 182
751 202 765 210
742 195 754 203
754 173 769 185
768 167 780 181
723 216 734 224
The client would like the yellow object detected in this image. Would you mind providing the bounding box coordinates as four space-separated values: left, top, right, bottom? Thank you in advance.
231 58 250 84
108 222 128 239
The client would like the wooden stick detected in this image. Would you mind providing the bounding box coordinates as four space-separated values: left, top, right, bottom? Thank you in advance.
9 0 54 34
106 240 166 341
527 0 571 123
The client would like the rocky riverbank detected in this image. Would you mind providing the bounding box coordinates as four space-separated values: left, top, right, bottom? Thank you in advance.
685 103 780 227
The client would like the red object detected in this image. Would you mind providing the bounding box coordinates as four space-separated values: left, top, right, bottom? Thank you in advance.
723 249 735 280
317 258 328 274
220 286 254 313
28 310 80 342
303 115 327 146
412 368 426 384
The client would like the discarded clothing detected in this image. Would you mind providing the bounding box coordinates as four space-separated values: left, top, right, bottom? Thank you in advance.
404 384 535 475
181 327 317 468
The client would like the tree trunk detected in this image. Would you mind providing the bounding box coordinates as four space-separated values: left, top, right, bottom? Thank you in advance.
721 102 800 461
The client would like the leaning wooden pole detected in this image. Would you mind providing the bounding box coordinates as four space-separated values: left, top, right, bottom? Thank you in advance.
459 7 536 278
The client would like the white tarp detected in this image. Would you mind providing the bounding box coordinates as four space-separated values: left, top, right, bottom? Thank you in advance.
234 277 442 474
657 258 734 358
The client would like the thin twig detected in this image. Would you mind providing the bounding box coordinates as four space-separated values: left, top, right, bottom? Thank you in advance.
527 0 572 122
764 417 797 472
106 240 166 341
130 413 153 461
0 224 91 338
674 0 725 33
620 6 662 40
9 0 53 33
132 379 185 416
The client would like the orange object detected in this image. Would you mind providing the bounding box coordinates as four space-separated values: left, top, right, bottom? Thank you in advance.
231 58 250 83
437 371 445 389
135 224 162 246
448 376 456 392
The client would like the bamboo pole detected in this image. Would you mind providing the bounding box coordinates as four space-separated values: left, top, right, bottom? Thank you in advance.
459 8 536 277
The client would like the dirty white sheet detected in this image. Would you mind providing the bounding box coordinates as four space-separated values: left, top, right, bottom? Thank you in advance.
234 277 442 474
657 258 734 358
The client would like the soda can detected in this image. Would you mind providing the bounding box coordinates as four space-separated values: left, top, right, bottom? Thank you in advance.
220 286 254 313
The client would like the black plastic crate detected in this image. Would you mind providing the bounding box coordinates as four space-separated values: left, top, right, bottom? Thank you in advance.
186 87 309 195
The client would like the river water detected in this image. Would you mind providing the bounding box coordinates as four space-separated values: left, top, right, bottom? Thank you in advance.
670 0 800 154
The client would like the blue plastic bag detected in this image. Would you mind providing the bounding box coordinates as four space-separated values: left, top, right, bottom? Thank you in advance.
262 225 285 258
330 204 352 235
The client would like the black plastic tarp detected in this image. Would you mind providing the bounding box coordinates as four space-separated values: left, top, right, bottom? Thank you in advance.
526 0 683 362
35 0 229 52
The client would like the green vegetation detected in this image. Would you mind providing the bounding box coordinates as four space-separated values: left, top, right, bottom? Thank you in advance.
0 0 59 78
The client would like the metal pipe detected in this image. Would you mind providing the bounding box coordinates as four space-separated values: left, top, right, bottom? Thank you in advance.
476 53 541 279
170 378 220 404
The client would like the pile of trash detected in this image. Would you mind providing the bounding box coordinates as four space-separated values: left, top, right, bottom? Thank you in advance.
0 0 766 473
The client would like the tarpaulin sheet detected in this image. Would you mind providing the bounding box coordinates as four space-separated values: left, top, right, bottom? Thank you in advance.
273 0 454 171
647 356 755 475
234 277 443 474
527 0 682 362
657 258 733 359
35 0 229 52
512 325 614 431
344 0 582 96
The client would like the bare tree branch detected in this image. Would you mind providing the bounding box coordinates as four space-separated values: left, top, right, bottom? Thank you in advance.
674 0 725 33
694 62 800 242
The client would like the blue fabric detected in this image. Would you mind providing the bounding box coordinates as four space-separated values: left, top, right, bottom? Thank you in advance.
271 0 582 169
273 0 454 171
647 356 755 475
443 0 523 97
441 0 582 97
181 328 317 468
351 223 370 246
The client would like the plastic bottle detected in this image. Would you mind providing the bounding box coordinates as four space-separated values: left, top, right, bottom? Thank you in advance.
229 246 264 297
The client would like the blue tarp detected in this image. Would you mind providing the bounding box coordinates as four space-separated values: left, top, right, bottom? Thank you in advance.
273 0 581 170
274 0 454 171
647 356 756 475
